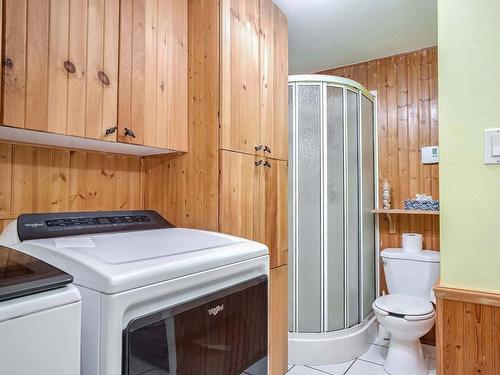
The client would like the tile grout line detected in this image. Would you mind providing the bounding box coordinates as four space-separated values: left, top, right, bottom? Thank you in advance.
356 357 385 367
343 358 358 375
304 364 341 375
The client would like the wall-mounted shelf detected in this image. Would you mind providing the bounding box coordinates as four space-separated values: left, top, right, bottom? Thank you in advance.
371 209 440 233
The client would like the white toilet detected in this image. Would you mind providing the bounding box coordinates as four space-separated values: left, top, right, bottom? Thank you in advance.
372 248 440 375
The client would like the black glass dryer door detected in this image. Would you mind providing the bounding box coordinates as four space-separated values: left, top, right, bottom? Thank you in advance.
207 280 268 375
124 303 209 375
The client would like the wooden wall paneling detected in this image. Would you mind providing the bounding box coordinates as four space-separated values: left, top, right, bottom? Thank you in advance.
442 298 465 374
269 265 288 375
219 150 260 242
0 143 12 216
464 303 494 374
259 0 288 161
0 142 143 223
69 151 88 211
435 286 500 375
143 0 219 230
220 0 261 155
11 144 34 214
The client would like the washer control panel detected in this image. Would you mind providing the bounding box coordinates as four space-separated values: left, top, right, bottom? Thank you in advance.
17 210 173 241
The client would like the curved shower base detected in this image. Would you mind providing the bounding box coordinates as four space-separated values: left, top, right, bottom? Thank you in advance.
288 315 377 365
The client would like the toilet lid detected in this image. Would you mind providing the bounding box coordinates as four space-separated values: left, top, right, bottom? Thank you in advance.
374 294 434 316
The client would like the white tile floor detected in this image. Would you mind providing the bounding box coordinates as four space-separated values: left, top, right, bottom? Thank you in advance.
286 339 436 375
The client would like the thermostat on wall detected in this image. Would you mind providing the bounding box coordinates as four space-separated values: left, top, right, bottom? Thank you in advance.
422 146 439 164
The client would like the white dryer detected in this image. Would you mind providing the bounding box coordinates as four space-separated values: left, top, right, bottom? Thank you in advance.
0 245 81 375
0 210 269 375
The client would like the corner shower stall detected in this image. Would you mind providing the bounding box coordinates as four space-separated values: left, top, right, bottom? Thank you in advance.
288 75 377 364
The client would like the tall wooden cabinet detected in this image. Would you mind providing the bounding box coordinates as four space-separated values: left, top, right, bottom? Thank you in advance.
145 0 289 372
219 0 289 374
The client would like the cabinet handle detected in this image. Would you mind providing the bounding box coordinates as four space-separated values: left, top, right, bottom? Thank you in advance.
64 61 76 74
124 128 136 138
3 58 13 68
255 144 263 152
105 126 117 135
263 145 271 154
264 160 272 168
98 71 110 86
255 160 263 167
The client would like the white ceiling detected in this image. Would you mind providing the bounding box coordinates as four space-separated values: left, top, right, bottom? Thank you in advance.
273 0 437 74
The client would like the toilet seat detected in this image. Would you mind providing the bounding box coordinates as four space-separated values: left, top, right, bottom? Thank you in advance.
374 294 434 320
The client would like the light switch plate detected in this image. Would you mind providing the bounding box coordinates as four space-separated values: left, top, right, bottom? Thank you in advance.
422 146 439 164
484 128 500 165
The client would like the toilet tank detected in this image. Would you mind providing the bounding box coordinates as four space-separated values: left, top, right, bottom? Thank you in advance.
381 248 440 298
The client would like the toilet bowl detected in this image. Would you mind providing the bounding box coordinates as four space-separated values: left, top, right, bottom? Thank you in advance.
374 248 440 375
373 294 435 375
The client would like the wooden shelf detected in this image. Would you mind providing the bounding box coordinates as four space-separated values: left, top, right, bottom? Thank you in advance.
371 209 439 215
371 209 439 234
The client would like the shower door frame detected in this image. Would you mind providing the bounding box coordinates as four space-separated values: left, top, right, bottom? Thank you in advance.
288 75 378 334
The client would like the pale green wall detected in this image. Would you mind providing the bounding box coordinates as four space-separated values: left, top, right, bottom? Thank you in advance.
439 0 500 292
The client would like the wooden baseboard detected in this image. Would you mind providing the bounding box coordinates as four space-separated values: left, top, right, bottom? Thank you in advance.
435 284 500 375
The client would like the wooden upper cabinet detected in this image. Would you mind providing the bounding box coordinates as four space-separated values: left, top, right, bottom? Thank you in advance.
220 0 261 155
260 0 288 161
118 0 188 151
2 0 120 141
260 157 288 268
220 0 288 161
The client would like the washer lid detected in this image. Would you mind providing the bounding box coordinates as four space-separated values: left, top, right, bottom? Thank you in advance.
374 294 434 316
0 245 73 302
11 228 268 294
381 248 440 263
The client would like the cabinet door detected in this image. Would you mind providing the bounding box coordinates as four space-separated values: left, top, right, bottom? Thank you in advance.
2 0 119 140
219 150 261 242
260 0 288 161
269 265 288 375
220 0 261 155
260 158 288 268
119 0 188 151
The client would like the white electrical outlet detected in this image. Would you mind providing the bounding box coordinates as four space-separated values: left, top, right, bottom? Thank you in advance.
422 146 439 164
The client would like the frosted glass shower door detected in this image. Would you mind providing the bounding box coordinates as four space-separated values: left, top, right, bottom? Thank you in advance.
296 84 322 333
325 85 344 331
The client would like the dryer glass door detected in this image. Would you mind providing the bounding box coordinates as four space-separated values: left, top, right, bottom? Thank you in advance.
122 277 268 375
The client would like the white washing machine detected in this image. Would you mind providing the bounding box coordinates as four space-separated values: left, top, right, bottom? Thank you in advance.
0 245 81 375
0 210 269 375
